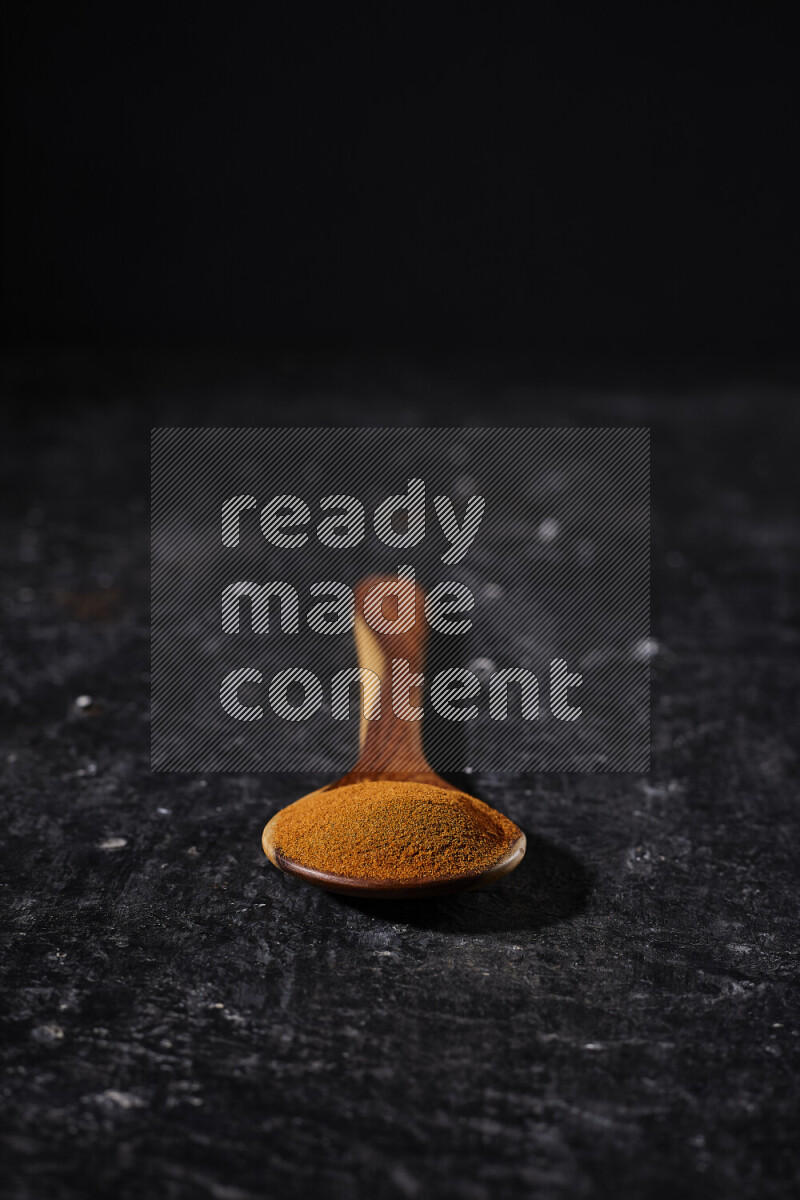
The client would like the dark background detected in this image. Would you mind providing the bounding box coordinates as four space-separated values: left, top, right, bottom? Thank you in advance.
3 3 798 360
2 6 799 1200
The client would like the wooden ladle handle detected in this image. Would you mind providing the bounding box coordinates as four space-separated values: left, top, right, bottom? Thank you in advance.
349 574 433 780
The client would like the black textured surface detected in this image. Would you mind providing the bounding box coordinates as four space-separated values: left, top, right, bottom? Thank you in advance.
1 353 799 1200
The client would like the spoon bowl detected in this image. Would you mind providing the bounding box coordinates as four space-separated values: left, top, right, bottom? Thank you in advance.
262 825 526 899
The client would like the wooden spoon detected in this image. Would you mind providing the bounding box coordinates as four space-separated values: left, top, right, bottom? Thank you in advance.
262 575 526 898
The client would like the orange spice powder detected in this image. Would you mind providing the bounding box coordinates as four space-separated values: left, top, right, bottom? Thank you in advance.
268 779 520 883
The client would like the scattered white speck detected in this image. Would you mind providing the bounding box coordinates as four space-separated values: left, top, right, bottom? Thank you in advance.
212 1002 224 1009
632 637 660 662
584 1043 603 1051
468 657 495 680
75 695 93 709
538 517 560 543
101 1089 145 1109
772 1023 784 1028
98 837 127 851
32 1024 64 1043
187 846 199 857
156 806 171 816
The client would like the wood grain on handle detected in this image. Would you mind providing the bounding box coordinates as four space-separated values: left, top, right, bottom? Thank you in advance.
336 574 453 787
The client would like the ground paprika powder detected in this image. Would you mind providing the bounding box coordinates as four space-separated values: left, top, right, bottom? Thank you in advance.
267 779 519 883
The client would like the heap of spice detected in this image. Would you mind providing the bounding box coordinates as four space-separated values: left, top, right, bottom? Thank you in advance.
268 779 520 883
